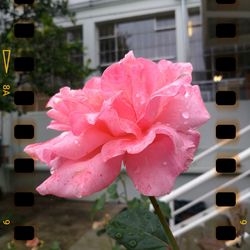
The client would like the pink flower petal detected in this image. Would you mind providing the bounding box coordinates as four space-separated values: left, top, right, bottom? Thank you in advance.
24 51 210 198
158 60 193 86
24 128 113 165
101 52 163 120
83 76 101 90
94 91 141 137
36 153 123 198
47 120 71 131
156 85 210 130
53 128 113 160
101 123 188 162
124 130 200 196
24 133 68 166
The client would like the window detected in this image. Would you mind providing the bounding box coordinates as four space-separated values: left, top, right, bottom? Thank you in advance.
188 8 209 82
155 13 175 31
98 12 176 72
65 26 83 67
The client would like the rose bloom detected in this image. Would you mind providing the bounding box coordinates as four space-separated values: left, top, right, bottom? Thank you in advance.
24 51 210 198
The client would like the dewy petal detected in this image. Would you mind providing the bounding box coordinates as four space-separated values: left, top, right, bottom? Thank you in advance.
24 128 113 165
53 128 113 160
95 91 141 137
101 51 163 120
124 130 200 196
158 60 193 86
47 120 71 131
156 84 210 130
137 83 182 129
46 85 105 133
24 51 210 199
36 153 123 198
101 123 184 162
137 60 193 129
23 132 69 166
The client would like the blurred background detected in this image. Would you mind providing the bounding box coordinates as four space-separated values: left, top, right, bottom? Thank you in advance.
1 0 250 249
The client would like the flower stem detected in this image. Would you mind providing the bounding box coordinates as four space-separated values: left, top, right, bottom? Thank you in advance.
149 196 179 250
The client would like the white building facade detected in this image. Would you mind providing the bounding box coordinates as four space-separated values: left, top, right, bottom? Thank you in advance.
63 0 201 78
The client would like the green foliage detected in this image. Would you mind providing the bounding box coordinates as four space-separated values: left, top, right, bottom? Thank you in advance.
91 193 106 219
107 182 119 200
91 175 172 250
106 207 170 250
91 181 120 220
127 196 149 210
0 0 94 111
157 201 172 220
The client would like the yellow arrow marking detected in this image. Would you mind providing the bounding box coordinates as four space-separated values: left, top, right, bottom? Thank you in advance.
2 49 11 74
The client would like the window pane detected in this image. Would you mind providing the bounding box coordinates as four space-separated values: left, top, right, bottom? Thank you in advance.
156 12 175 29
99 23 114 37
188 8 206 81
98 13 176 68
65 26 83 69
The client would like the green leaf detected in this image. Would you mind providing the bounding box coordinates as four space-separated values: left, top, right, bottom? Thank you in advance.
106 207 170 250
107 183 119 200
95 193 106 211
127 198 141 209
158 201 171 219
91 193 106 219
127 197 149 210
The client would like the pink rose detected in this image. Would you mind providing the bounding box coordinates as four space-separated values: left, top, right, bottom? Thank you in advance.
24 51 210 198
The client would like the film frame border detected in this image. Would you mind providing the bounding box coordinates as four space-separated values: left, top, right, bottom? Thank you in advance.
12 0 36 242
214 0 247 243
3 0 246 246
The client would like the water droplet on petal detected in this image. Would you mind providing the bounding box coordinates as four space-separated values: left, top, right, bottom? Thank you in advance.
162 161 167 166
115 233 123 239
185 92 190 98
128 240 137 248
74 139 81 146
182 112 189 119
